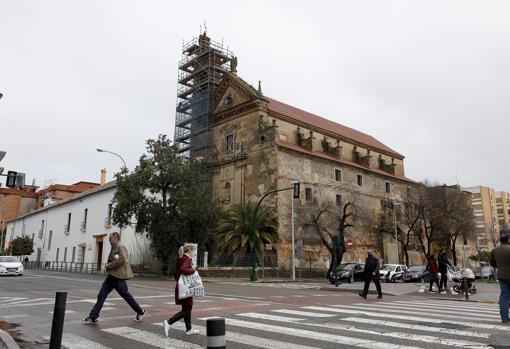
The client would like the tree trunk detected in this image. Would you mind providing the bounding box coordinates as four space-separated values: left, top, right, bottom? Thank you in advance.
403 247 410 267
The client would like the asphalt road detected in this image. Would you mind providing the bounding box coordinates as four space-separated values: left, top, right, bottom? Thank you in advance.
1 271 509 349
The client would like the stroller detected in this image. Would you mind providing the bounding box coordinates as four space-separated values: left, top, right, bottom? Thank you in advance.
452 268 476 294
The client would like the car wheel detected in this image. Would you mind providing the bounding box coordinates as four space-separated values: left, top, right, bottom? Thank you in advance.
453 285 461 293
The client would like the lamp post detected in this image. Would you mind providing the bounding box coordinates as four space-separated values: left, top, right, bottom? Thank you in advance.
96 148 127 169
250 182 300 282
393 201 401 264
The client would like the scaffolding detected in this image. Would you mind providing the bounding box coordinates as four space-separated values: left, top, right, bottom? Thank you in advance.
174 33 234 161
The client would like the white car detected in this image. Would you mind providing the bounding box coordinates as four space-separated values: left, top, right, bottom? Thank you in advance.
0 256 24 276
379 264 407 282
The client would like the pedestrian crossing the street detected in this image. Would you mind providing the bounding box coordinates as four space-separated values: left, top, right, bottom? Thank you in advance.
59 299 508 349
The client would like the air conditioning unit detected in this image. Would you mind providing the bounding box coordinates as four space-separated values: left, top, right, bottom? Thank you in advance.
80 221 86 232
38 229 43 239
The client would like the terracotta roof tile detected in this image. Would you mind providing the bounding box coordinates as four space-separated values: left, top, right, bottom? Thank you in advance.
267 97 404 159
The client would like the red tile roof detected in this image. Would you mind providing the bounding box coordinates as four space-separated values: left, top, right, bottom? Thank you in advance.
274 139 415 183
267 98 404 159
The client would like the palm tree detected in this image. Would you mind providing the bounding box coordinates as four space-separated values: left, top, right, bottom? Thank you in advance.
216 201 279 279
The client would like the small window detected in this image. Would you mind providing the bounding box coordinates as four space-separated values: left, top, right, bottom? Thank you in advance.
56 248 60 262
335 169 342 182
107 203 113 219
385 182 391 193
66 213 71 232
336 194 342 207
305 188 313 202
226 134 234 155
357 175 363 186
72 247 76 263
63 247 67 262
47 231 53 250
83 208 88 228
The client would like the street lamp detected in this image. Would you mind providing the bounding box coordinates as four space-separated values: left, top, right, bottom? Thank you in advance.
393 201 401 264
96 148 127 169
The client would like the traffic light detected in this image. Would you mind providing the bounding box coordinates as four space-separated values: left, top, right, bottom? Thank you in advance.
292 182 300 199
0 151 5 176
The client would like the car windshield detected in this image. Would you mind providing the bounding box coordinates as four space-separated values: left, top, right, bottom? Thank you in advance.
380 265 396 271
408 266 425 272
340 264 355 271
0 257 18 263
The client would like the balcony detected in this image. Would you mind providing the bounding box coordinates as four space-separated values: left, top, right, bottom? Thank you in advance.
104 217 112 229
64 224 70 235
80 221 87 232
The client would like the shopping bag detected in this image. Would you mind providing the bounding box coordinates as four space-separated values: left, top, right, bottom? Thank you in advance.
178 271 205 299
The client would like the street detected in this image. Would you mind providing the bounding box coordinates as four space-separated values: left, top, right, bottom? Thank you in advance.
1 271 509 349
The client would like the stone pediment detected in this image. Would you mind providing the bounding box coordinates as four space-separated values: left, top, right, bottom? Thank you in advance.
213 73 264 114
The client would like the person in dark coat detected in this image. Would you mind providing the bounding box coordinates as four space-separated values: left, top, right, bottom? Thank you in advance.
359 249 382 299
163 245 199 336
438 250 452 292
490 229 510 323
426 254 441 293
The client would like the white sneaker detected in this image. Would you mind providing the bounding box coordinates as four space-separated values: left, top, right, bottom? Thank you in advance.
185 328 199 336
163 320 170 337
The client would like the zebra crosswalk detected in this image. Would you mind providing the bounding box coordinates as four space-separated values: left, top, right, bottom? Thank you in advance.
60 299 508 349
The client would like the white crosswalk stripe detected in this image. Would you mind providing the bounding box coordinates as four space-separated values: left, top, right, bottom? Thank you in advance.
155 322 321 349
54 299 508 349
61 333 112 349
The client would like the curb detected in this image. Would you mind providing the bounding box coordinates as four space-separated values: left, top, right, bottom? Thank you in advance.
0 329 20 349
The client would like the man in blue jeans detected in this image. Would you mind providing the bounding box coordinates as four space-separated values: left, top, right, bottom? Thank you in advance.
490 229 510 323
82 232 146 324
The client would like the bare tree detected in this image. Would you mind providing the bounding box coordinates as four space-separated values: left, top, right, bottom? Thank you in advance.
298 192 370 279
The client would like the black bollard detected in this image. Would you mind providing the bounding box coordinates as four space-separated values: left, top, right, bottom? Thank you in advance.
206 317 226 349
49 291 67 349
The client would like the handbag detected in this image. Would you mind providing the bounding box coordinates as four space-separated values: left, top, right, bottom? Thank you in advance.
178 271 205 299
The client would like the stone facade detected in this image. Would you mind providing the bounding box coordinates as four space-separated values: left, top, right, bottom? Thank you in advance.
210 73 417 269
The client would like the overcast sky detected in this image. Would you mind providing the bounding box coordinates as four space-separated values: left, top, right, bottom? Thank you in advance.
1 1 509 191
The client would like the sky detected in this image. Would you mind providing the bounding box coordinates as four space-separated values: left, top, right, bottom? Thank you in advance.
1 0 509 191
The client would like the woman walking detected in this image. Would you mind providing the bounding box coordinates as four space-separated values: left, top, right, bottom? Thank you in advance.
426 254 442 293
163 245 199 336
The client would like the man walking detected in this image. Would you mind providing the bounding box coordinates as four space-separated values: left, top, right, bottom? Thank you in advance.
82 232 146 324
438 250 452 293
426 254 441 293
359 249 382 299
490 229 510 323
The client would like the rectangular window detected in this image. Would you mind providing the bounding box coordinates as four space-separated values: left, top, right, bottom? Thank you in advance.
305 188 313 202
226 134 234 155
47 231 53 250
335 169 342 182
56 248 60 262
83 208 88 228
385 182 391 193
357 175 363 186
66 213 71 232
336 194 342 207
72 247 76 263
108 203 113 219
63 247 67 262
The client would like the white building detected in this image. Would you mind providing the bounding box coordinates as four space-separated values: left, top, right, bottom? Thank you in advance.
5 181 150 269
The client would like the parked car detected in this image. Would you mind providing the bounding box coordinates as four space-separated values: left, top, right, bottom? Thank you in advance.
474 266 495 280
328 263 365 284
0 256 23 276
379 264 408 282
403 265 427 282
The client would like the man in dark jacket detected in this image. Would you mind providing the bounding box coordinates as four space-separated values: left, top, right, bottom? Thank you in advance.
359 249 382 299
438 250 452 292
490 230 510 323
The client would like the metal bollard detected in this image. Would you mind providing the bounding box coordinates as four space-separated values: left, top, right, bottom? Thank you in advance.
206 317 226 349
49 291 67 349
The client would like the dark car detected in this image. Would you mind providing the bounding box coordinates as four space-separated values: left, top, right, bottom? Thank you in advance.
328 263 365 284
403 265 427 283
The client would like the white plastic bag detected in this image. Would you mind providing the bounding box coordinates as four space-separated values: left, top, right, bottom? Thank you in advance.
178 271 205 299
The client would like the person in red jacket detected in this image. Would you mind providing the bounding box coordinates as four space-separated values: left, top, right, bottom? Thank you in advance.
163 245 199 336
426 254 442 293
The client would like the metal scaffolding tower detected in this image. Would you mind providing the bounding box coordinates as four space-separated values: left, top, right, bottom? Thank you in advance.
174 33 234 161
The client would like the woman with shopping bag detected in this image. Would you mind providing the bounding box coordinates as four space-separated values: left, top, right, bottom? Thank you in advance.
163 245 200 336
